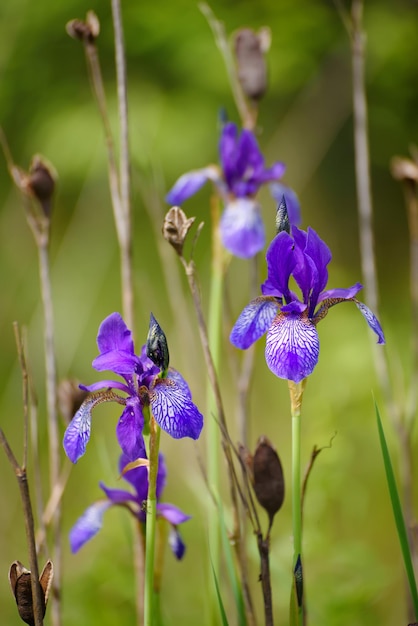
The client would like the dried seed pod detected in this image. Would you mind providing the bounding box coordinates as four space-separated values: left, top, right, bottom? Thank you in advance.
146 313 170 372
27 156 56 217
9 560 53 626
66 11 100 43
252 436 285 525
162 206 196 256
390 156 418 182
234 27 271 101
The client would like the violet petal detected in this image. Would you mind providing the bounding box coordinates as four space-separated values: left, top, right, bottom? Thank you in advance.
150 379 204 440
230 296 279 349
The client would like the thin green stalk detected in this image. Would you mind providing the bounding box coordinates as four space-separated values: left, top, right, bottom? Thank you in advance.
144 416 161 626
288 380 306 626
207 198 225 610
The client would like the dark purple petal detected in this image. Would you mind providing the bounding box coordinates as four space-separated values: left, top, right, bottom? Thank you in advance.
150 379 203 439
262 231 296 299
252 161 286 188
318 282 363 304
269 184 301 226
265 312 319 382
220 198 265 258
99 483 136 505
355 301 385 344
156 453 167 501
230 296 279 349
69 501 111 553
63 398 94 463
93 351 140 375
120 459 149 505
116 401 145 459
80 380 131 394
304 227 332 308
166 167 218 205
219 122 239 188
168 527 186 560
96 312 135 355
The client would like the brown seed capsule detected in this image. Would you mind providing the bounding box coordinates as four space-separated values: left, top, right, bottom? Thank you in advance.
162 206 196 256
390 156 418 183
252 436 285 525
9 560 53 626
27 156 56 218
66 11 100 44
234 28 271 101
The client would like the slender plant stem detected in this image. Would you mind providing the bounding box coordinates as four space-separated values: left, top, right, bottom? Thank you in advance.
288 381 305 626
38 237 61 626
144 416 161 626
206 198 224 600
0 429 44 626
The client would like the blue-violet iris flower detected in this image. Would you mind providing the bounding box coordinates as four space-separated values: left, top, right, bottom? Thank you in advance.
69 447 190 560
63 312 204 464
166 121 300 259
230 221 385 383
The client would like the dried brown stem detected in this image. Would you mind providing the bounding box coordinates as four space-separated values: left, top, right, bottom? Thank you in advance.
0 429 44 626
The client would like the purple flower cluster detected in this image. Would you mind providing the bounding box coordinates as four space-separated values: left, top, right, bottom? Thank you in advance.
69 445 190 560
166 122 299 259
63 312 203 559
230 203 385 382
63 312 203 464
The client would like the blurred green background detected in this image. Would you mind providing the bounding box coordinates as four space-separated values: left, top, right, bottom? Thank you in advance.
0 0 417 624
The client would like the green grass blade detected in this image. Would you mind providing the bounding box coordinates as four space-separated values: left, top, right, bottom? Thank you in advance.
210 558 229 626
375 401 418 619
218 502 247 626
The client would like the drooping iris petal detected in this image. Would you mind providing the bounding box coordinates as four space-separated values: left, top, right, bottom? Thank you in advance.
168 527 186 560
116 401 145 459
157 503 191 525
265 311 320 383
355 301 386 344
80 380 131 394
150 379 203 439
69 501 111 553
99 483 137 506
318 282 363 304
230 296 280 349
156 453 167 501
269 184 301 226
166 167 219 205
220 198 265 258
63 397 94 463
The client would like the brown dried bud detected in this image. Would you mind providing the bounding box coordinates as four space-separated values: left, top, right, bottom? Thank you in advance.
390 156 418 183
234 27 271 101
9 560 53 626
252 436 285 525
162 206 196 256
66 11 100 44
27 156 56 217
58 379 89 425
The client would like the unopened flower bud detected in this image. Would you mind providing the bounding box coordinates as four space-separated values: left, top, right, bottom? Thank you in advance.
252 436 285 525
27 156 56 218
162 206 196 256
234 27 271 101
275 195 290 234
9 560 53 626
66 11 100 44
146 313 170 372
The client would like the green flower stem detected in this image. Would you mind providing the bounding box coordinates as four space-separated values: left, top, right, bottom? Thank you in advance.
288 380 306 626
144 414 161 626
207 196 226 615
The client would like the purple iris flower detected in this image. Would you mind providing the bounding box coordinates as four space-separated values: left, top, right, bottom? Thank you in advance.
63 312 204 464
230 221 385 383
166 122 299 259
69 448 190 560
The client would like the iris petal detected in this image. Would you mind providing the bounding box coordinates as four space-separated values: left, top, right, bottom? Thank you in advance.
355 301 385 344
220 198 265 258
157 503 191 525
116 402 145 459
262 231 296 299
150 379 204 439
166 167 217 205
69 501 111 553
96 312 135 356
265 312 319 383
168 527 186 560
63 398 94 463
230 296 279 349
